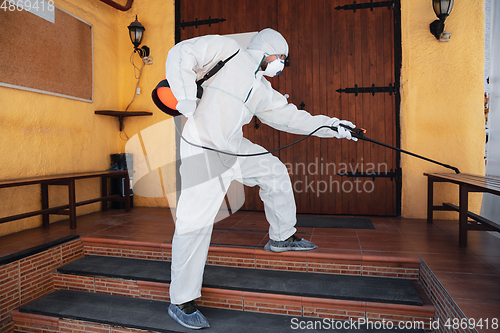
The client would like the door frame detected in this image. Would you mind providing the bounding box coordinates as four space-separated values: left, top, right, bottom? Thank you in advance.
393 0 402 216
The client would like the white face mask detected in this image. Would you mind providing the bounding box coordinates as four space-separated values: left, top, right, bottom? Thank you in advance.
263 58 285 77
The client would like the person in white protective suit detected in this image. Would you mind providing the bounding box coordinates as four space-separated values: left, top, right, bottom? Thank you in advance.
165 28 357 329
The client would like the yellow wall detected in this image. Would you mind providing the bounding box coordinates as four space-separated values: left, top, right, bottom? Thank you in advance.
0 0 175 237
115 1 176 209
400 1 485 218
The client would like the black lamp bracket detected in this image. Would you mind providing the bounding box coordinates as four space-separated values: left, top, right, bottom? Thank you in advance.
429 19 445 40
135 45 150 58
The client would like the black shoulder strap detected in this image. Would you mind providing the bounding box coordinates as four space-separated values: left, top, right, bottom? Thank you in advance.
196 49 240 98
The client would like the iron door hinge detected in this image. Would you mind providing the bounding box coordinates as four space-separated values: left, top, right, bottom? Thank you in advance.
336 83 396 96
335 0 394 12
180 17 226 29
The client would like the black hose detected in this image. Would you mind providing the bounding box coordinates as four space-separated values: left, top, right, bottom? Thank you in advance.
174 123 334 157
175 121 461 173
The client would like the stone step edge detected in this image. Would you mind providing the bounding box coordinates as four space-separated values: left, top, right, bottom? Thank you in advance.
81 237 421 279
53 271 435 320
81 237 420 264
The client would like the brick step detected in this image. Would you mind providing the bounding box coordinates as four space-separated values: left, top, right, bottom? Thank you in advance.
53 255 434 324
81 237 421 279
14 289 427 333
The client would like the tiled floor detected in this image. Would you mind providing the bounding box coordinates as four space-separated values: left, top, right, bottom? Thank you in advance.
1 207 499 331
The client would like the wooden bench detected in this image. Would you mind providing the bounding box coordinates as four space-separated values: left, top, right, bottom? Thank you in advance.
0 171 130 229
425 173 500 247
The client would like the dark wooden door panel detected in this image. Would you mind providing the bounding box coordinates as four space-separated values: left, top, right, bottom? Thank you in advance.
178 0 397 215
275 0 396 215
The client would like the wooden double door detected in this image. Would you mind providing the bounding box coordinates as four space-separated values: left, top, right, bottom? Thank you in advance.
178 0 399 215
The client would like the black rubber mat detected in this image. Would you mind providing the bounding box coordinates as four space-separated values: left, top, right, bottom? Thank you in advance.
213 217 375 231
19 290 425 333
58 256 423 306
296 216 375 229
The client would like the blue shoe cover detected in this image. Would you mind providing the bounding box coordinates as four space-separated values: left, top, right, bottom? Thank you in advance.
264 238 318 252
168 303 210 329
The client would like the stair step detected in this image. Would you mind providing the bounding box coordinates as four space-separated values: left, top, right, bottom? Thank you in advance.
58 255 424 306
16 289 426 333
81 237 421 279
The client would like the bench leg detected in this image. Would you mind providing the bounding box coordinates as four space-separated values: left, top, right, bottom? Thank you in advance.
459 185 468 247
427 177 434 224
41 183 49 227
68 180 77 229
125 173 131 212
101 176 108 211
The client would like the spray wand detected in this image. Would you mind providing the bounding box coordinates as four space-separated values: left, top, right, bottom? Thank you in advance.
333 124 460 174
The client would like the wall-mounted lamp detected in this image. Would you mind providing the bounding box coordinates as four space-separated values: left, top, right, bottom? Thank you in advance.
128 16 150 57
429 0 454 42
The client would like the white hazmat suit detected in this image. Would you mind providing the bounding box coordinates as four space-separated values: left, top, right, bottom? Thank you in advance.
166 29 354 306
